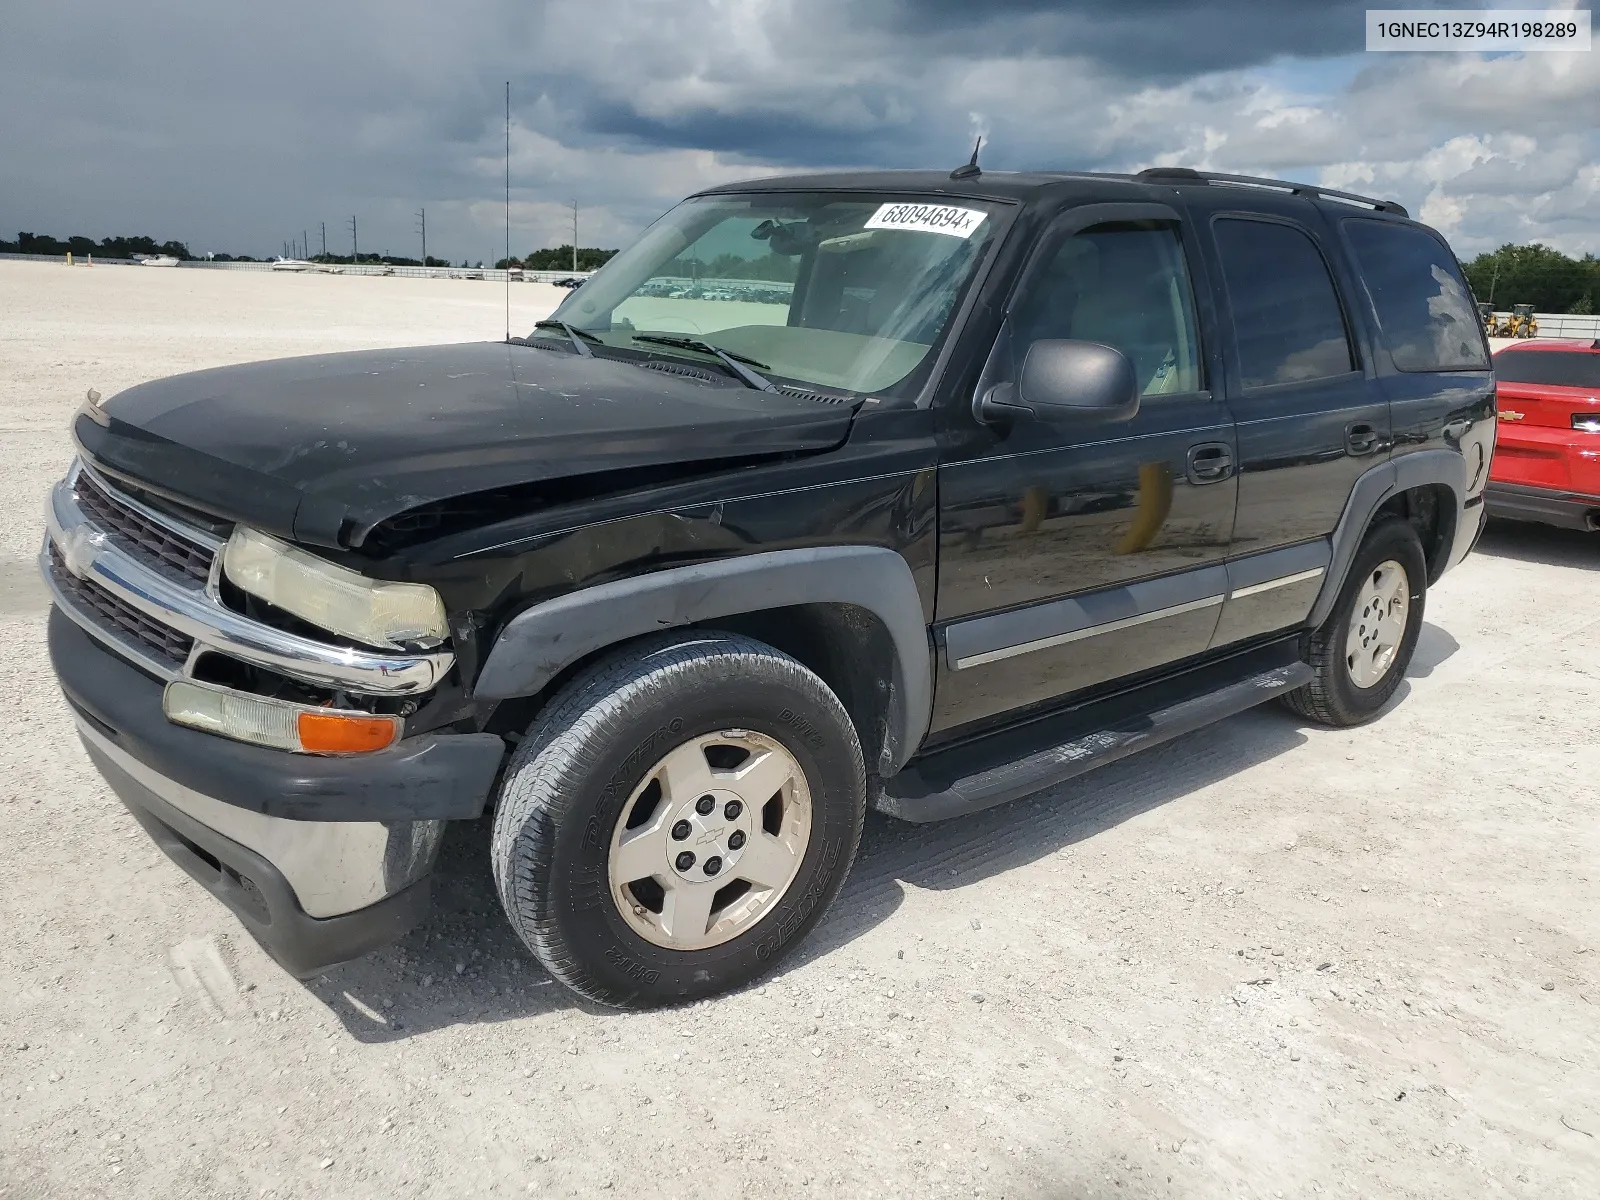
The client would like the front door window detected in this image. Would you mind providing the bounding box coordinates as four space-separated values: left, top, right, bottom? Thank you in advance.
1009 222 1204 397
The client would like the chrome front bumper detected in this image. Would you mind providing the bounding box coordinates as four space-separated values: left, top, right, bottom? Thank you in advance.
42 461 452 696
76 717 443 918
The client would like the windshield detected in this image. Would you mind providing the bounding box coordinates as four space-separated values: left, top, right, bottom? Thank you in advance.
1494 349 1600 389
544 192 1006 396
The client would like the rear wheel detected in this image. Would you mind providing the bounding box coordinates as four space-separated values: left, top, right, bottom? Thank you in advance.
1282 518 1427 727
491 632 866 1008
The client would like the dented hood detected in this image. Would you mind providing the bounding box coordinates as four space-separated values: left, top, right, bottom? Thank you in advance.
74 341 855 548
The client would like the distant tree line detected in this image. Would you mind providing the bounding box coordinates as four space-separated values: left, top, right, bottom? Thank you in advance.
497 246 619 272
15 227 1590 312
690 251 799 283
307 252 455 267
1 231 195 260
1 232 613 272
1463 244 1599 315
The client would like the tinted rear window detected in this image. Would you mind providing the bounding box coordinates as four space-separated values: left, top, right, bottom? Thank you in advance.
1213 218 1355 389
1343 220 1488 372
1494 350 1600 388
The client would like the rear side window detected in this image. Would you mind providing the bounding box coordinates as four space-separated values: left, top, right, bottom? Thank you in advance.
1213 218 1356 389
1493 350 1600 388
1343 221 1489 372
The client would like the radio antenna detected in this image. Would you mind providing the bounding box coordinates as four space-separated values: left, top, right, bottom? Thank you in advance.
504 81 511 342
950 136 983 181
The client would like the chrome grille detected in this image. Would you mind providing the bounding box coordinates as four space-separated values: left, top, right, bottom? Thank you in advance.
75 471 215 583
48 543 194 667
44 459 454 696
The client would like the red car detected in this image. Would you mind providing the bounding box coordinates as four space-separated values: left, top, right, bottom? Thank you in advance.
1488 338 1600 531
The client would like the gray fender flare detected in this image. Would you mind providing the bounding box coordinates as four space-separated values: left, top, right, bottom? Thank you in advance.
473 546 932 772
1308 449 1468 629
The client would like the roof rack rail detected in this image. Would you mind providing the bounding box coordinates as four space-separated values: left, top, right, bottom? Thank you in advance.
1135 167 1409 218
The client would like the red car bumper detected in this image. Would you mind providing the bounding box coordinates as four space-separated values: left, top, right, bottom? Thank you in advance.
1487 340 1600 531
1487 422 1600 530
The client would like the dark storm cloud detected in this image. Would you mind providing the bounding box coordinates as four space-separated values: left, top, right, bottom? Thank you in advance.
1 0 1593 259
872 0 1373 77
515 0 1388 170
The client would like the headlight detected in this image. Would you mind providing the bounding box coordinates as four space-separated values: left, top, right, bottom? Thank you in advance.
222 526 447 649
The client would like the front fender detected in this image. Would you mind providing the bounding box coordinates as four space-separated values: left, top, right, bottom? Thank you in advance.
472 546 933 772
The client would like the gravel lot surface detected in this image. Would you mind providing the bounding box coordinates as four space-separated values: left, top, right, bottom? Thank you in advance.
1 260 1596 1199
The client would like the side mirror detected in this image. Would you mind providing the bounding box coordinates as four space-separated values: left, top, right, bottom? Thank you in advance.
978 339 1140 426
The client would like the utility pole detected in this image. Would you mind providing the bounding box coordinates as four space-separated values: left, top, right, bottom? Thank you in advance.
571 200 579 272
349 215 358 264
320 222 326 258
416 208 426 268
505 81 512 341
302 230 309 260
1487 261 1500 307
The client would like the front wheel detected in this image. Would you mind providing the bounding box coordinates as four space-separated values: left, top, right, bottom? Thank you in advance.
1282 518 1427 727
491 632 866 1008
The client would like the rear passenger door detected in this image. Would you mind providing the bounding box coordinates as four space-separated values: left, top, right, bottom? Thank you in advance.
1185 193 1390 649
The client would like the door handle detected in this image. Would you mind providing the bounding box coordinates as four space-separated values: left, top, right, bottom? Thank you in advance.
1186 442 1233 485
1345 423 1381 456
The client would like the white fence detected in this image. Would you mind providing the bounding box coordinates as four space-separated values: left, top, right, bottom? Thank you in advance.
1485 311 1600 340
0 251 592 284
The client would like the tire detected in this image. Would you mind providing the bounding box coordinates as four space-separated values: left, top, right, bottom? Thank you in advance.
1281 517 1427 727
491 631 866 1008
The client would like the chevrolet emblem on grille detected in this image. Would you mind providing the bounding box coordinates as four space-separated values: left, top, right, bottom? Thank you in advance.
55 522 105 577
1497 410 1524 421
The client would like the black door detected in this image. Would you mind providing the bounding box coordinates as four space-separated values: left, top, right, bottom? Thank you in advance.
931 202 1238 737
1184 195 1391 649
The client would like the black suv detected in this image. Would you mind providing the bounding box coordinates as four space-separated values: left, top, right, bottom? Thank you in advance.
45 166 1496 1007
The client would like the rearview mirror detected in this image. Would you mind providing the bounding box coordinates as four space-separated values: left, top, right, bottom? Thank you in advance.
978 339 1140 426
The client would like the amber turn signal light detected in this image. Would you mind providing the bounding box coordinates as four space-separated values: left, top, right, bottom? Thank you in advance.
296 711 402 754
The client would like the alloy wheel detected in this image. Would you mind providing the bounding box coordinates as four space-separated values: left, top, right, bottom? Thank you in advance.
1345 559 1410 689
607 730 812 951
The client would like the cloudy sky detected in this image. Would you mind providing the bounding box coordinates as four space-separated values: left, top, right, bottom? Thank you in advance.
3 0 1595 262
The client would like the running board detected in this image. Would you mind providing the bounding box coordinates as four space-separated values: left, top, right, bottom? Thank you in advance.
876 659 1313 824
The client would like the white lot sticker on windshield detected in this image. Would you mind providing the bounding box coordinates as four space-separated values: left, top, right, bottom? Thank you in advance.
864 202 986 239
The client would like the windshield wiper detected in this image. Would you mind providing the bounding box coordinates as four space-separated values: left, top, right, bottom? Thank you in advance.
631 334 778 392
531 319 601 357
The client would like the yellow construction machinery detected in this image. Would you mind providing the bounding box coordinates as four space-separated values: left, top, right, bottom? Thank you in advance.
1492 304 1540 338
